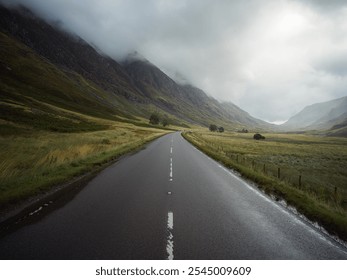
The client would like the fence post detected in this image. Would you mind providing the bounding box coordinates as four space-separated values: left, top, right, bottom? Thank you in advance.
299 175 302 187
237 155 238 162
277 167 280 179
252 160 255 169
334 187 338 203
263 164 266 173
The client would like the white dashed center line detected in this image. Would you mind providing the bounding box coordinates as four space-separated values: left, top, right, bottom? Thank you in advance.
169 157 173 181
167 137 174 259
166 211 174 260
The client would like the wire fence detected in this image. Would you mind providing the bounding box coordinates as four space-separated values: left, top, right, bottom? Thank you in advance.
217 145 344 209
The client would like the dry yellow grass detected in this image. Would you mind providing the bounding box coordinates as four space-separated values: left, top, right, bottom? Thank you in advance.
0 123 169 207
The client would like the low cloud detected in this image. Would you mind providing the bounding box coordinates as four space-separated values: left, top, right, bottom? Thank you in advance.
1 0 347 121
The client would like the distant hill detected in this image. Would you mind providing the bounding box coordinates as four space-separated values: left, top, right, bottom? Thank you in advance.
0 4 271 132
281 96 347 135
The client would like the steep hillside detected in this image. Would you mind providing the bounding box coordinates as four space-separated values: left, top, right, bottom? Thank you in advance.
0 5 144 103
313 103 347 131
0 31 107 133
220 102 273 128
281 96 347 131
0 4 271 131
326 112 347 137
123 58 272 129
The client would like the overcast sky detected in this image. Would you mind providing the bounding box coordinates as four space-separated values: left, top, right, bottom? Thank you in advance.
2 0 347 123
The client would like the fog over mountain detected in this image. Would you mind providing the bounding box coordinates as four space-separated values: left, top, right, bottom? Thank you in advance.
2 0 347 123
281 96 347 131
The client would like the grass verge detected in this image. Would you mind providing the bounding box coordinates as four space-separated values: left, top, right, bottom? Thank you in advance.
182 130 347 241
0 124 168 211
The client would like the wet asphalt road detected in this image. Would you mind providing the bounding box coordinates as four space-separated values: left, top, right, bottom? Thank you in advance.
0 132 346 259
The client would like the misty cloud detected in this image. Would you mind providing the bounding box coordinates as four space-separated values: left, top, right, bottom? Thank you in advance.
1 0 347 122
315 51 347 77
295 0 347 12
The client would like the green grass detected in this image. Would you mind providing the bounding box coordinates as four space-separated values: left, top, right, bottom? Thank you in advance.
183 130 347 241
0 123 168 209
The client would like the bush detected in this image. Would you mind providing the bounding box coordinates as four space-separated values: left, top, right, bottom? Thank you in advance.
149 113 160 125
161 118 169 127
253 133 265 140
209 124 218 132
218 127 224 133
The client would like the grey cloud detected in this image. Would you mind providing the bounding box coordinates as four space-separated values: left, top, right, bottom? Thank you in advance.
315 52 347 77
1 0 347 122
295 0 347 11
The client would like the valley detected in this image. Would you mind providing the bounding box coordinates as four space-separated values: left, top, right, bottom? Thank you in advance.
1 132 346 259
0 2 347 260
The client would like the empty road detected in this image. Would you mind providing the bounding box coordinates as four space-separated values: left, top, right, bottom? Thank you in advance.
0 132 346 259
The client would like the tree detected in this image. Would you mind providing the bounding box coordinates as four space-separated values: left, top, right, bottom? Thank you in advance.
209 124 217 132
218 126 224 133
161 118 169 127
149 113 160 125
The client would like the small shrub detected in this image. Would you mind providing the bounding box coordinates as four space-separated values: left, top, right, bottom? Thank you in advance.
149 113 160 125
209 124 218 132
253 133 265 140
161 118 169 127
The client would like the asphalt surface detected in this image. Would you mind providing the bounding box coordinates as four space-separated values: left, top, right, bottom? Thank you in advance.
0 132 346 259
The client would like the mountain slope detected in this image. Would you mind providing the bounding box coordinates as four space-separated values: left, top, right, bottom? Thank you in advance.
0 5 147 103
0 4 271 131
0 31 113 133
281 96 347 131
123 58 272 129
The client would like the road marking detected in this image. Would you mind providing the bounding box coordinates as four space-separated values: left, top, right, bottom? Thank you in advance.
170 147 173 154
28 206 43 216
166 211 174 260
169 157 173 181
192 144 347 253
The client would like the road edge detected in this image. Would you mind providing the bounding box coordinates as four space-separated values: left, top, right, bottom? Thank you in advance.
0 132 171 229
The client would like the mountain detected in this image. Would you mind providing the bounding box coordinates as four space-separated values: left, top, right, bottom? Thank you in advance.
0 5 146 103
123 58 272 128
0 4 271 132
281 96 347 133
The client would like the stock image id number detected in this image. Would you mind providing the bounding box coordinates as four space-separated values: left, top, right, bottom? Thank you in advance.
187 266 251 276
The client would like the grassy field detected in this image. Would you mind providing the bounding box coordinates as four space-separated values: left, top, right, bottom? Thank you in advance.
0 120 169 210
183 130 347 241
